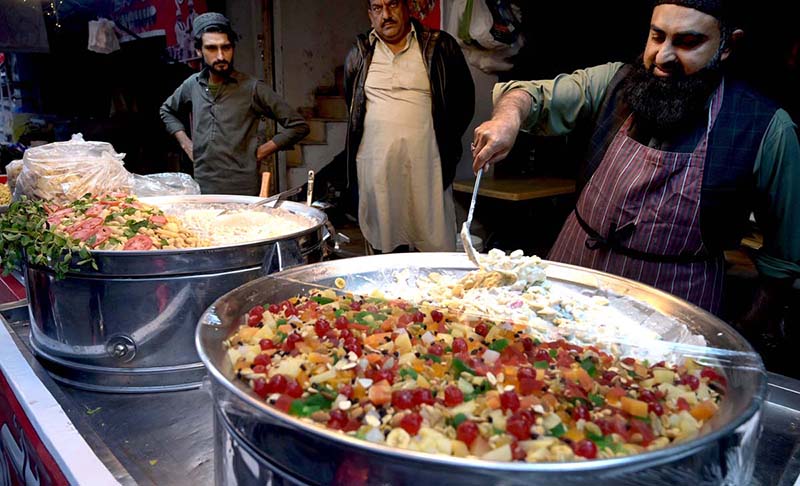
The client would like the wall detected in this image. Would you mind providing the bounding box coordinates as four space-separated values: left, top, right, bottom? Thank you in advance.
274 0 368 108
226 2 264 79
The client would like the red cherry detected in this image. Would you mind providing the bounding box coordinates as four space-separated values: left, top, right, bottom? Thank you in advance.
500 391 520 412
412 311 425 323
285 378 303 398
676 397 691 411
427 343 444 356
267 303 280 314
314 318 331 337
443 385 464 407
572 404 591 421
400 413 423 435
367 368 395 385
430 310 444 322
600 370 617 385
518 377 544 396
522 337 534 352
412 388 435 406
248 313 262 327
452 338 468 354
573 439 598 459
649 401 664 416
252 364 266 374
259 339 276 351
253 354 271 367
456 420 479 445
681 374 700 391
392 390 415 410
274 394 293 412
475 322 489 337
283 332 302 351
283 303 297 317
350 301 362 311
343 337 362 356
267 374 287 394
335 316 349 330
534 348 552 363
327 409 348 430
517 367 536 381
700 368 726 386
506 414 531 440
253 378 268 398
638 390 657 403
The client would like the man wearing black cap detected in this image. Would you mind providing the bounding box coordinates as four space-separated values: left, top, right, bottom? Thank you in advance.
471 2 800 332
160 12 309 195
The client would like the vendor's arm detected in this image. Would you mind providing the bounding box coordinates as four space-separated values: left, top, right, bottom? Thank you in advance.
472 62 623 172
253 81 310 160
742 109 800 331
160 80 194 160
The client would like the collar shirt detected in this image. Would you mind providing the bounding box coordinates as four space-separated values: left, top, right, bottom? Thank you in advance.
160 69 308 195
356 26 456 252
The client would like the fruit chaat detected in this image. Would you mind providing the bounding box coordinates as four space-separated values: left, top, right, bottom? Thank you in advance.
225 286 726 463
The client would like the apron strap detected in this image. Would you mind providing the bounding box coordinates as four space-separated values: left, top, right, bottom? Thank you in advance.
573 207 715 264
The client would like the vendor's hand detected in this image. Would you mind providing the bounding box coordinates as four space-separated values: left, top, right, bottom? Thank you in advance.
257 140 279 161
471 89 531 173
471 117 521 172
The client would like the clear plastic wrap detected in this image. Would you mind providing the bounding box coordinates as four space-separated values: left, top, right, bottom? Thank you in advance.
131 172 201 197
13 134 131 204
5 159 22 195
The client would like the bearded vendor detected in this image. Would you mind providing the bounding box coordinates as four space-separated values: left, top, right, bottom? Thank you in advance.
470 0 800 339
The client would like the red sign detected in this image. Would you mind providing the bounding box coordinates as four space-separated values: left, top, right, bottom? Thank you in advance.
112 0 208 62
0 371 69 486
411 0 441 29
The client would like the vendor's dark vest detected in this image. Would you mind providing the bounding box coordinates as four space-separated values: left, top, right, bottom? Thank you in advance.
579 64 779 252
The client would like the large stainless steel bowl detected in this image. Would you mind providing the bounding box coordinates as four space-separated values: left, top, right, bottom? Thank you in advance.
27 195 328 393
197 253 767 486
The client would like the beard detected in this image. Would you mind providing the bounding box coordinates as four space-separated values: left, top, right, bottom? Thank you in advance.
205 59 233 77
622 55 723 133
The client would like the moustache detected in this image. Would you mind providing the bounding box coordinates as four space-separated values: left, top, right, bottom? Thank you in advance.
381 19 396 27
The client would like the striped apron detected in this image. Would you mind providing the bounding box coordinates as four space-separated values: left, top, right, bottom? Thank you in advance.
549 82 725 313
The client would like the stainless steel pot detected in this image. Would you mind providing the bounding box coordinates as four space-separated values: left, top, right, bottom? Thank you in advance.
197 253 767 486
27 195 328 393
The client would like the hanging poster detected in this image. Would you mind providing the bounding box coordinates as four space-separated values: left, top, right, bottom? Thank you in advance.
112 0 208 62
410 0 441 30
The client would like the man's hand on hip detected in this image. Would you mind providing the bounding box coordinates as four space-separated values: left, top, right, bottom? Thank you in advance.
471 89 531 173
174 130 194 162
257 140 279 161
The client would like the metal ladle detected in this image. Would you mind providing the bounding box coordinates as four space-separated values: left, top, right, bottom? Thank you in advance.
460 167 483 266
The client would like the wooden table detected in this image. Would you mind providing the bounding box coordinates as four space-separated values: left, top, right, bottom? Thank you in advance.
452 176 576 201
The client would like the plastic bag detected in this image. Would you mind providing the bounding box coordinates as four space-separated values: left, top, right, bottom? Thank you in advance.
5 159 22 195
131 172 201 197
447 0 525 74
87 18 120 54
13 133 132 204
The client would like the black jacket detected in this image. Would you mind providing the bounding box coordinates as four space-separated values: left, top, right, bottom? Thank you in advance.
344 19 475 191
